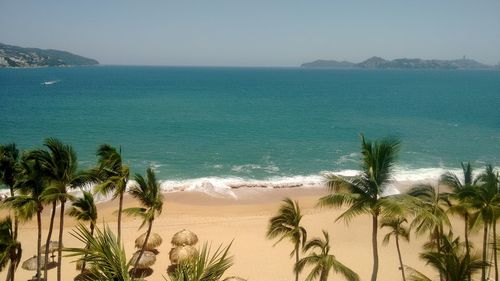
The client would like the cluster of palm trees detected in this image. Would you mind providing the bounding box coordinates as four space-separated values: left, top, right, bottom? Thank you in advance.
0 139 163 281
268 134 499 281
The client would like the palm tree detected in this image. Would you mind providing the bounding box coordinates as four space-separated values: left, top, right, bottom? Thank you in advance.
295 230 359 281
65 223 130 281
406 232 487 281
466 165 499 281
30 138 86 281
318 134 400 281
267 198 307 281
381 216 410 281
2 156 47 280
123 168 163 274
0 144 20 241
167 243 234 281
67 190 98 273
91 144 129 242
440 162 477 263
0 217 22 281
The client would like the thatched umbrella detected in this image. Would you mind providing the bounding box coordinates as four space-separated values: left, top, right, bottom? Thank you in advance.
129 251 156 269
222 277 247 281
169 245 198 264
135 232 163 250
41 241 61 254
171 229 198 246
22 256 44 271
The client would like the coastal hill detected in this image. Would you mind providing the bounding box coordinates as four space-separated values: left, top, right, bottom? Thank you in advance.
302 56 494 69
0 42 98 67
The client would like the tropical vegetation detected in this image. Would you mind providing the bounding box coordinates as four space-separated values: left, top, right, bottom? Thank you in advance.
267 198 307 281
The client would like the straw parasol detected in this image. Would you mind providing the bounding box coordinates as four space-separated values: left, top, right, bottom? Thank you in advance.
135 232 163 250
222 277 247 281
22 256 44 271
129 251 156 269
169 245 198 264
41 241 61 253
171 229 198 246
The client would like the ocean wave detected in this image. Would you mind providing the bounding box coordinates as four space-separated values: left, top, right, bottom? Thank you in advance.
1 166 496 201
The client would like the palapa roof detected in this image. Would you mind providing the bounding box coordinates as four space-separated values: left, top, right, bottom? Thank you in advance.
22 256 43 271
41 241 62 254
129 251 156 269
169 245 198 264
135 232 163 250
171 229 198 246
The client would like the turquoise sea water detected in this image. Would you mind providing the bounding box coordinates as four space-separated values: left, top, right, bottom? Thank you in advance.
1 66 499 189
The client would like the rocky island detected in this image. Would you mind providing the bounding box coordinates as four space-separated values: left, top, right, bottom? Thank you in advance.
0 42 98 67
302 56 496 70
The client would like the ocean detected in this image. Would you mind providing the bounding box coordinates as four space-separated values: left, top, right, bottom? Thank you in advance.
1 66 499 194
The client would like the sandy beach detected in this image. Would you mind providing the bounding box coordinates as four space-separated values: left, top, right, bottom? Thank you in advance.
1 187 483 281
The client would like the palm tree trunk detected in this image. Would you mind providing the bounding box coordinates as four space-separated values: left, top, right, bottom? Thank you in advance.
371 213 379 281
481 222 488 281
464 214 471 281
117 191 123 242
320 268 329 281
9 186 18 242
56 199 66 281
43 201 57 280
294 243 300 281
133 220 153 274
36 208 42 281
6 252 15 281
493 220 498 281
81 222 94 274
395 234 406 281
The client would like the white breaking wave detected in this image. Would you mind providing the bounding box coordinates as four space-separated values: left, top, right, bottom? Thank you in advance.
1 166 497 201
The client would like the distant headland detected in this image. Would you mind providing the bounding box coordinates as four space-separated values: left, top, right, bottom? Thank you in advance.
301 56 499 70
0 43 98 68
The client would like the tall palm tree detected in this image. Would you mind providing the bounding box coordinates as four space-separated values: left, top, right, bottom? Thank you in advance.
319 134 400 281
67 190 98 273
123 168 163 274
30 138 86 281
295 230 359 281
91 144 129 242
440 162 477 263
381 216 410 281
407 184 451 240
466 165 499 281
0 217 22 281
406 232 487 281
267 198 307 281
407 184 451 281
0 144 20 241
2 156 47 280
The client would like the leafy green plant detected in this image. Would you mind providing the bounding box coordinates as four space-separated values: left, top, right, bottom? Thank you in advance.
166 242 233 281
65 223 132 281
295 230 359 281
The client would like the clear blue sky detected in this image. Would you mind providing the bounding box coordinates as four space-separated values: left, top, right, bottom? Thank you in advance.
1 0 499 66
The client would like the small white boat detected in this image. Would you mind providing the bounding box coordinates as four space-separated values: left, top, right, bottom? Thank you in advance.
41 80 58 85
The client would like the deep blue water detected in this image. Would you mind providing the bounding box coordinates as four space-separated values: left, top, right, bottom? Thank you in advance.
1 66 499 181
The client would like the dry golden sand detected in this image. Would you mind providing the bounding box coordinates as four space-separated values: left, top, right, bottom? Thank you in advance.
1 187 482 281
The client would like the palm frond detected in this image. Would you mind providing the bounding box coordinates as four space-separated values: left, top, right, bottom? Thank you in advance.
64 223 130 281
167 242 233 281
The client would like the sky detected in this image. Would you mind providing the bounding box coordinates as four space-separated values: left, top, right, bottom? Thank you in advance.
1 0 499 67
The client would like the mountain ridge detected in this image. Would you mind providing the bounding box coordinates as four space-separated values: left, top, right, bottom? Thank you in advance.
302 56 495 69
0 42 98 67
